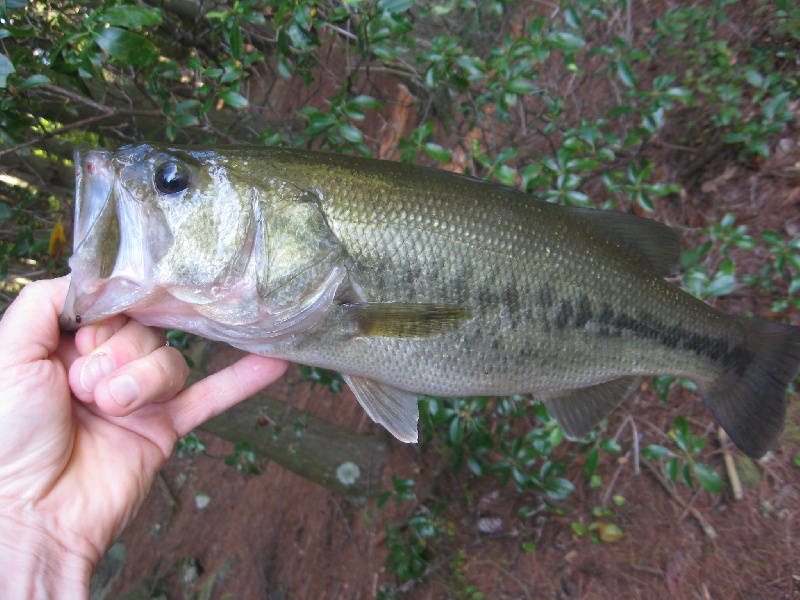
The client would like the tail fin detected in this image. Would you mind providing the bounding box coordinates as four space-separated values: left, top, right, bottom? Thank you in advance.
701 318 800 458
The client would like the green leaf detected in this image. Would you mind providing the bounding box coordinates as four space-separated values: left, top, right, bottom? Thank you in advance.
584 447 599 477
423 143 451 163
745 69 763 88
378 0 413 14
338 123 363 143
507 77 536 94
665 457 679 483
0 53 15 88
680 462 693 488
543 477 575 500
218 90 249 108
101 6 162 29
466 455 484 476
547 31 585 51
92 27 159 67
449 417 464 445
349 94 381 109
494 165 517 187
18 74 49 91
600 439 622 453
228 23 244 59
763 92 790 121
704 273 736 297
693 462 723 494
664 87 694 104
608 105 635 118
642 444 671 460
175 99 201 113
0 202 13 222
722 132 748 144
571 522 587 536
617 59 636 87
173 113 199 126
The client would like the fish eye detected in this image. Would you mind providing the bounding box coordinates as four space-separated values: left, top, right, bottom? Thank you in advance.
154 161 190 195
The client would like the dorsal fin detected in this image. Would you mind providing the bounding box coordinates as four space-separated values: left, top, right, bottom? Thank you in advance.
573 208 681 276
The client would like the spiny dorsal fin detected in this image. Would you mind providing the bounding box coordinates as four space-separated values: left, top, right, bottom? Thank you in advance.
542 376 640 440
343 302 472 338
574 208 681 277
343 374 419 443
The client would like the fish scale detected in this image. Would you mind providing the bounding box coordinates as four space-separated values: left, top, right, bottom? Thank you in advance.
61 144 800 457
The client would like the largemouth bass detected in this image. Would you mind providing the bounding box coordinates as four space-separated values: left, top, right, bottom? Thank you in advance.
61 144 800 458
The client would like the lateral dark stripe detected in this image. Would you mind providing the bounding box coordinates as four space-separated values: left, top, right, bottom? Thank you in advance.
541 290 752 373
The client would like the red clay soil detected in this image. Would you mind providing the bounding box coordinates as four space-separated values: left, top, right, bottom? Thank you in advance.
108 378 800 599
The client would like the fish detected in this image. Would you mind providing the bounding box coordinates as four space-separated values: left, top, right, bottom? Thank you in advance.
60 143 800 458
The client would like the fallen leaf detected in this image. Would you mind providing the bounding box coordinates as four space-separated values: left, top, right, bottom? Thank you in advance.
596 521 624 542
49 219 66 262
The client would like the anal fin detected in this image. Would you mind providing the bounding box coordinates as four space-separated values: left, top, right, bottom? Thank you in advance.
343 374 420 443
542 376 640 440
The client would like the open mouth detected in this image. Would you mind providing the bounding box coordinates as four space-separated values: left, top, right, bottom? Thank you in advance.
60 147 158 329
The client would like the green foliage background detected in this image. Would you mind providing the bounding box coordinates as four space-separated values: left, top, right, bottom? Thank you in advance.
1 0 799 593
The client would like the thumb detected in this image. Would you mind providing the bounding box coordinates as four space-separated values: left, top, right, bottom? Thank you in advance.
0 277 70 367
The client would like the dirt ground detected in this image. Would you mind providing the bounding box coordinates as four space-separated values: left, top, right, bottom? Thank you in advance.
106 367 800 599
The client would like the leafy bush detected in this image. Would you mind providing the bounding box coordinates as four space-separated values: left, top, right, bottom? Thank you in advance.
1 0 798 593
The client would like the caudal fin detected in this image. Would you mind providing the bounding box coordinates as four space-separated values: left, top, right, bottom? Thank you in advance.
701 318 800 458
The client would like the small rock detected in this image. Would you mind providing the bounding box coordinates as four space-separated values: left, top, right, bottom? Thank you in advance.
477 516 503 534
194 492 211 510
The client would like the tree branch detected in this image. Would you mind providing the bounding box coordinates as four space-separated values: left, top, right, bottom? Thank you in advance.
0 108 162 158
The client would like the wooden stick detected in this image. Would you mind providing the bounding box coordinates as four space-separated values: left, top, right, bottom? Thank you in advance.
719 429 743 501
642 459 718 540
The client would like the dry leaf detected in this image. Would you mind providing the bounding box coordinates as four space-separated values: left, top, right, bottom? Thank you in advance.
49 219 67 262
596 522 624 542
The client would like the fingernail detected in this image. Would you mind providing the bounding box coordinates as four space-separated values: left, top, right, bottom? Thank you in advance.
80 352 113 393
108 375 139 408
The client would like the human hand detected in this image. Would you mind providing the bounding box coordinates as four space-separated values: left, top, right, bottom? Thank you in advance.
0 277 289 597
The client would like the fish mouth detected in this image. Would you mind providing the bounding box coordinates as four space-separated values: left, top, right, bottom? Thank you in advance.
60 147 164 329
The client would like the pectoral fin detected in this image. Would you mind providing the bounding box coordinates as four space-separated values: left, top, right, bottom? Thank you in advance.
342 302 472 338
343 374 419 443
542 377 640 439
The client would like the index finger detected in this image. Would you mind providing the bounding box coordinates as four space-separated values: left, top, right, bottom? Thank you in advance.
168 355 289 438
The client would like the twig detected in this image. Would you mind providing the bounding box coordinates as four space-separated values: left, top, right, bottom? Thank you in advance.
642 459 718 540
0 108 161 158
719 429 743 501
631 416 641 475
156 472 179 512
468 559 532 600
324 22 359 41
330 494 362 559
601 459 628 507
39 83 111 112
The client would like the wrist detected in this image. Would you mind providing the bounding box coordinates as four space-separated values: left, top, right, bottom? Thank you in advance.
0 512 93 599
